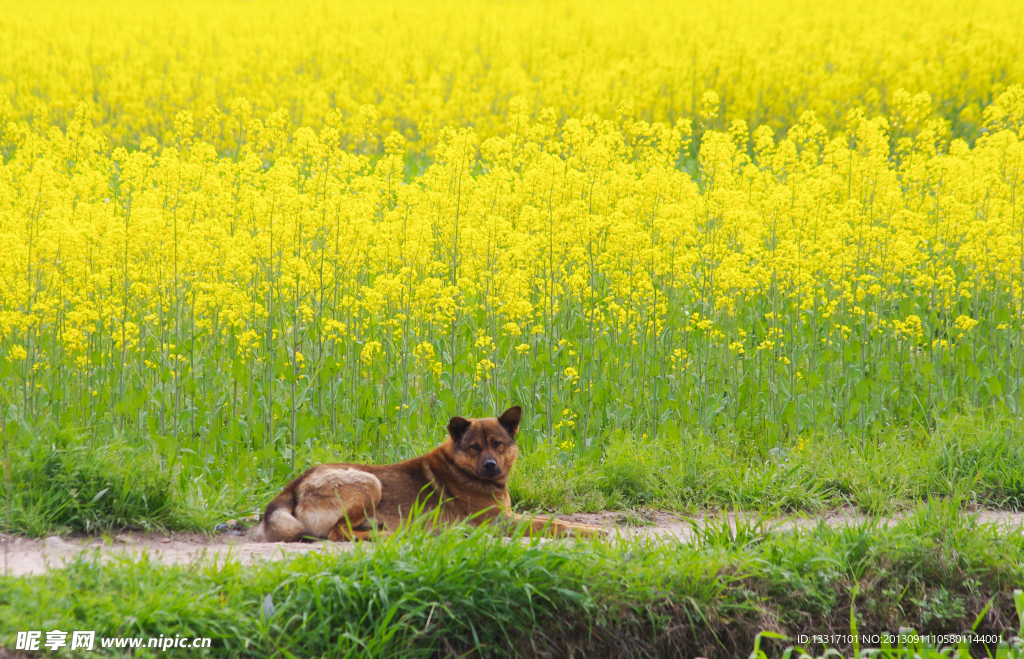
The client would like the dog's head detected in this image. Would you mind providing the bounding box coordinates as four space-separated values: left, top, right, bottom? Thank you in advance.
447 406 521 482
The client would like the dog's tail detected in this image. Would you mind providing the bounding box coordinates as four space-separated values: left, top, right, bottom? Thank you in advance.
256 486 309 542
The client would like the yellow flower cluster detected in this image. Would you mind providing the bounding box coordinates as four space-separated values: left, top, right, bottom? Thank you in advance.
1 0 1024 473
2 0 1024 156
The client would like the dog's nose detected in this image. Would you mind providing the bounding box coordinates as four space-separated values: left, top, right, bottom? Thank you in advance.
482 459 498 475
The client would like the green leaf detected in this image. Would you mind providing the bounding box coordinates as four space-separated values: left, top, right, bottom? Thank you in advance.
89 488 111 504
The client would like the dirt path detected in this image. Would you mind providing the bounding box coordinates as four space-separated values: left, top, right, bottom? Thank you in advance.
4 508 1024 577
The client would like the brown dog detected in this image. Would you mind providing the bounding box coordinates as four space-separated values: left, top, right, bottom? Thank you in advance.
255 406 604 542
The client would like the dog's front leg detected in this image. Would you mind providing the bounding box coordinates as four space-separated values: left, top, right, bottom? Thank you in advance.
327 522 391 542
507 513 607 538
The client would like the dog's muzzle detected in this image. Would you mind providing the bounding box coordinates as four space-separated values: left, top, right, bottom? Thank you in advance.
480 460 500 478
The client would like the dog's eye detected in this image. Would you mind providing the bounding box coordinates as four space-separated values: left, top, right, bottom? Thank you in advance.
491 441 502 450
468 445 481 452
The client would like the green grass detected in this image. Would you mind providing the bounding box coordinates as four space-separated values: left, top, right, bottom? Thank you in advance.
513 409 1024 514
2 499 1024 658
3 409 1024 537
2 436 257 536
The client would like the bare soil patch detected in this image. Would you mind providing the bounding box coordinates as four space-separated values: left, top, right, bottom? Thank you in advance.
0 531 356 577
561 507 1024 540
3 508 1022 577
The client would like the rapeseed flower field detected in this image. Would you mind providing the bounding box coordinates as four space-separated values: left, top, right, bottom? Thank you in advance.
2 0 1024 488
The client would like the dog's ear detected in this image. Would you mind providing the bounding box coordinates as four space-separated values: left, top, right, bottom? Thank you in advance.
497 406 521 438
447 416 471 444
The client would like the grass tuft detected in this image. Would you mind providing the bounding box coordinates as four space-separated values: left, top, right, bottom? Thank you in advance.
6 441 180 536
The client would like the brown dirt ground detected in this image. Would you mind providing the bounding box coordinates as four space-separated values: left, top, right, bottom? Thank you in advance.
3 508 1023 577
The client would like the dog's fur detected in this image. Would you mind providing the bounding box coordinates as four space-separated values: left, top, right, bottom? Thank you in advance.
255 406 604 542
